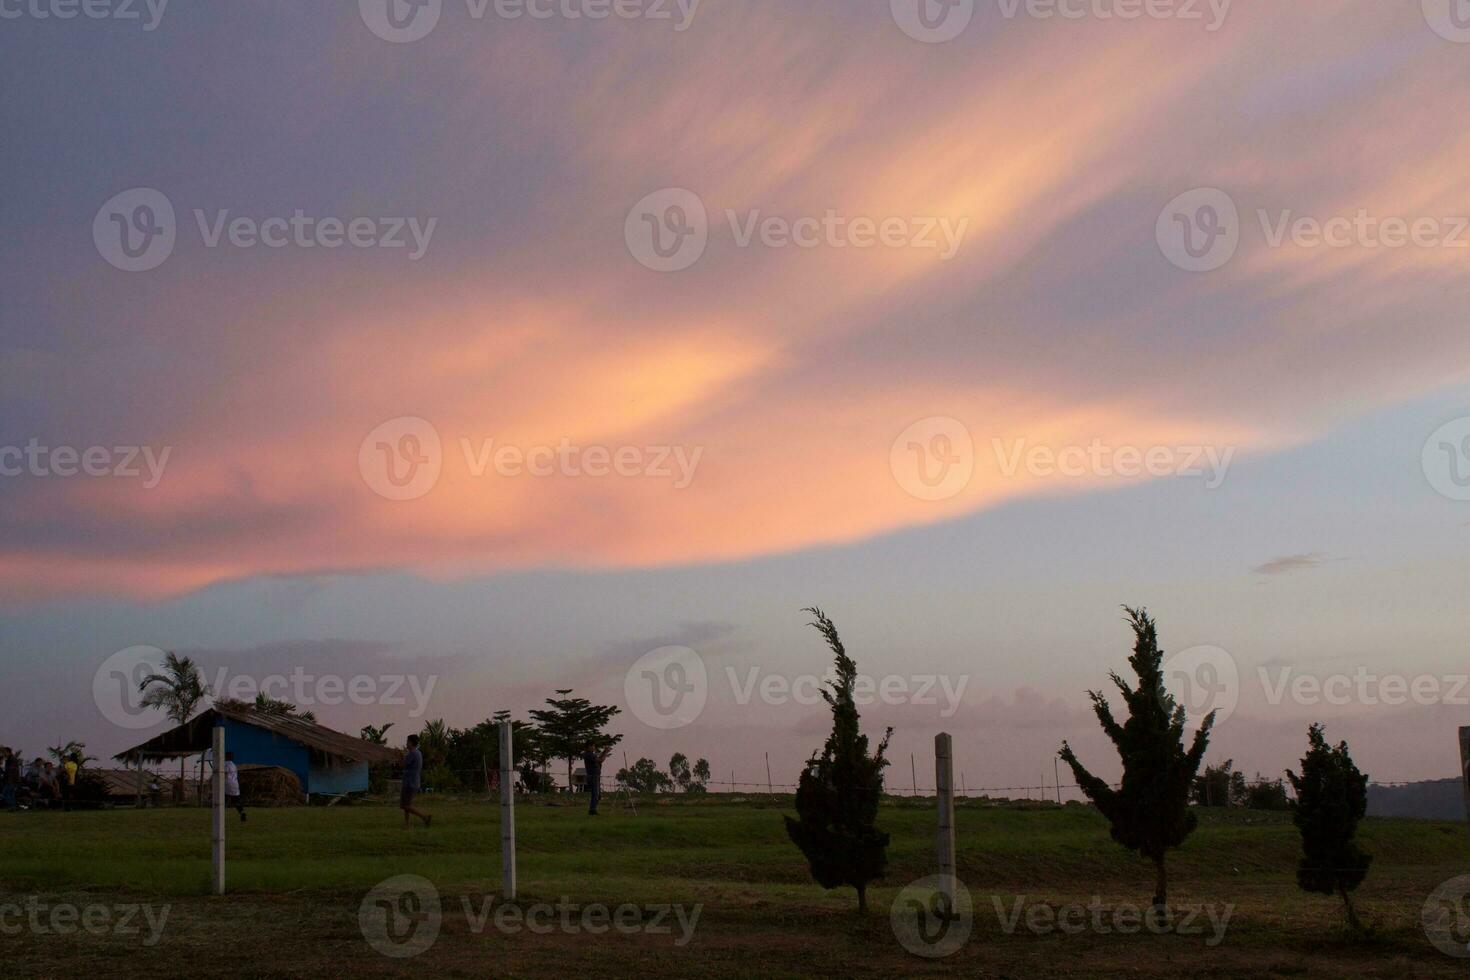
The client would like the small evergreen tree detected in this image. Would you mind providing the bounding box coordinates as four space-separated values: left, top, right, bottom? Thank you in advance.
1285 724 1371 931
1058 607 1214 912
784 608 892 913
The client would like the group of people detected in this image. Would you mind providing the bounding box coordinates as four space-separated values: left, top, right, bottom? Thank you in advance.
1 746 79 811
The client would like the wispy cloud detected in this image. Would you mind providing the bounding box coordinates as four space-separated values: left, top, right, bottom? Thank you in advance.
1252 553 1337 576
4 3 1468 601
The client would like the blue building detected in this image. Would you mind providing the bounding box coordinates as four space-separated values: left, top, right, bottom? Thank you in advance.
116 703 399 799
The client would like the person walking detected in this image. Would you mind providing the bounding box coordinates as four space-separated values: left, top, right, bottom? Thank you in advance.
400 735 431 828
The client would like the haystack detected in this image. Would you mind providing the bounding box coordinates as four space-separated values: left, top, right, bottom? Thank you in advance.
237 764 305 806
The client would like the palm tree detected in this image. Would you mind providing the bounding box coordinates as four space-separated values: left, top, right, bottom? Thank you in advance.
360 723 394 745
251 693 316 723
419 719 450 769
138 652 210 793
47 740 96 768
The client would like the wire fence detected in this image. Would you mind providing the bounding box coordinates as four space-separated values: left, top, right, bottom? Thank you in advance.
373 765 1455 800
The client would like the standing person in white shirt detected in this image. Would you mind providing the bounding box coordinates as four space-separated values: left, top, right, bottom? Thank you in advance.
209 750 247 822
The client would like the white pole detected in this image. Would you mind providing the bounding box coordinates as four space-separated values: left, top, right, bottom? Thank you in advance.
934 733 956 914
211 723 225 895
498 721 516 900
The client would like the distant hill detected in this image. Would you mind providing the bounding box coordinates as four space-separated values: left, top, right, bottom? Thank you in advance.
1366 778 1467 821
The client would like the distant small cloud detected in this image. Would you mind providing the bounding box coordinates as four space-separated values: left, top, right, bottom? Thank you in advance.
1252 553 1333 576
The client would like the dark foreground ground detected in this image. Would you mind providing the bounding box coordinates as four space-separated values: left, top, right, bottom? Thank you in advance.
2 795 1467 977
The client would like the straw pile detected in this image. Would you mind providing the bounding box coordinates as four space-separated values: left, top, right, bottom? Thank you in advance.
237 765 305 806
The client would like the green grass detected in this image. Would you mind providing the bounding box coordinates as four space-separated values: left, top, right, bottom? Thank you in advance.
2 795 1467 977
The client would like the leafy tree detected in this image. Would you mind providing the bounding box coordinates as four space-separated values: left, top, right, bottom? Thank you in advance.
528 689 622 790
618 757 672 794
435 714 545 792
784 608 892 913
1285 724 1371 931
518 762 553 793
418 719 451 769
1193 759 1247 807
669 753 691 791
1059 607 1214 912
138 652 210 789
250 693 316 723
360 724 396 793
1244 774 1290 811
359 723 394 745
47 740 95 768
663 753 711 794
138 652 210 725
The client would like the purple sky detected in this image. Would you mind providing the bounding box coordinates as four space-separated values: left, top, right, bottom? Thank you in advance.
2 1 1469 793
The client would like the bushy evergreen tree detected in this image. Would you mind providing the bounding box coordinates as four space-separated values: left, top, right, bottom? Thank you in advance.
1059 607 1214 911
1286 724 1371 931
784 608 892 912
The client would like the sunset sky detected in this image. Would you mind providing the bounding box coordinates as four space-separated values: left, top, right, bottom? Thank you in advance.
3 1 1468 793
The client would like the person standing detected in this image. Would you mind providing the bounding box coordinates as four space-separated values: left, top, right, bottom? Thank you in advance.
581 740 609 816
400 735 431 828
222 752 246 822
38 763 60 808
1 749 18 811
61 755 78 812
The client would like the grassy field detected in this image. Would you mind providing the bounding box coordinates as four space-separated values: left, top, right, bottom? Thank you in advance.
2 794 1467 977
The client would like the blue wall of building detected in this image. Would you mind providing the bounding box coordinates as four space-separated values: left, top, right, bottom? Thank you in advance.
308 759 370 795
221 719 311 794
218 719 371 796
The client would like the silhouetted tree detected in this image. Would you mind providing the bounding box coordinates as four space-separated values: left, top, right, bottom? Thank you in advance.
1244 774 1290 811
1059 607 1214 913
692 758 711 791
138 652 210 790
359 723 394 745
1193 759 1247 807
617 757 672 793
669 753 691 791
1286 724 1371 931
250 693 316 723
529 690 622 790
784 608 892 913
